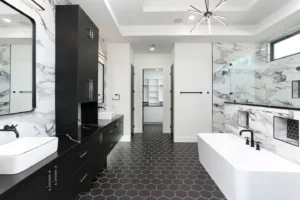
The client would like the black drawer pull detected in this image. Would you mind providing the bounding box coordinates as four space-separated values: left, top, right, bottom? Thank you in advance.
53 166 58 186
46 170 52 191
79 151 88 158
80 174 88 183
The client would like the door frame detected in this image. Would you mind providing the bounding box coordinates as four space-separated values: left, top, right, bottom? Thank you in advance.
131 64 135 137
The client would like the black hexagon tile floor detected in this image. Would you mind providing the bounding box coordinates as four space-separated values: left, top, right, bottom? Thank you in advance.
77 132 227 200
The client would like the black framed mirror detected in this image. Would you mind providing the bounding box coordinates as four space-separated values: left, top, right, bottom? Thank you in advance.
98 63 104 103
0 1 36 115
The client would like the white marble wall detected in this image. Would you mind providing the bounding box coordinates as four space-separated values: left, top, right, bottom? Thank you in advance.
213 42 300 133
0 0 70 145
0 45 11 115
224 103 300 164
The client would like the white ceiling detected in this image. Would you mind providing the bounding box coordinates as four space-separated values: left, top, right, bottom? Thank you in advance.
70 0 300 54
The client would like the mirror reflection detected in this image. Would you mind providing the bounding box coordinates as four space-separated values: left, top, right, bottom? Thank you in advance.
0 2 35 115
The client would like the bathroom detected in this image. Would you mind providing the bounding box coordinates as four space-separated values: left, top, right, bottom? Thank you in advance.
0 0 300 200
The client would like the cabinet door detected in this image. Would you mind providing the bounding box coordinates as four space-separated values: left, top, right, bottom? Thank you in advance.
3 167 52 200
77 9 98 103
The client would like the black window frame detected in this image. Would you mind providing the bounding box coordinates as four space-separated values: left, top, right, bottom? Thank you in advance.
270 29 300 61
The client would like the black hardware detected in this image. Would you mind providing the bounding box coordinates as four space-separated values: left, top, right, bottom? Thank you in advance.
0 124 19 138
79 151 88 158
112 94 121 100
110 144 113 148
180 92 203 94
53 166 58 186
87 28 94 40
255 142 261 151
240 130 255 147
88 79 93 101
46 170 52 191
19 91 33 93
109 130 114 134
80 174 88 183
207 92 210 94
99 134 103 144
245 137 250 145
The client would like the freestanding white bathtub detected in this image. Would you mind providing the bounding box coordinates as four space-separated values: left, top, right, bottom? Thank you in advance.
197 133 300 200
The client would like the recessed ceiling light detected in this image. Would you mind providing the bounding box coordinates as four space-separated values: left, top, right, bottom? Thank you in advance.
189 15 195 20
150 45 156 51
3 18 11 23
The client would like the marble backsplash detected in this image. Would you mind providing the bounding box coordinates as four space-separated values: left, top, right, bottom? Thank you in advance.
224 103 300 164
0 0 70 145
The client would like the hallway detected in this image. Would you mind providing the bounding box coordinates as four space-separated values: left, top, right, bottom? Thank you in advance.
78 131 226 200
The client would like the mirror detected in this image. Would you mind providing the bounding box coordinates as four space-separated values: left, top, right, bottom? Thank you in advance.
98 63 104 103
0 1 35 115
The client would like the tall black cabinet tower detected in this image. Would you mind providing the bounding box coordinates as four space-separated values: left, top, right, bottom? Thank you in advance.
55 5 99 135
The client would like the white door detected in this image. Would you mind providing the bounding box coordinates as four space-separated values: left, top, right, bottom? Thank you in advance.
174 43 212 142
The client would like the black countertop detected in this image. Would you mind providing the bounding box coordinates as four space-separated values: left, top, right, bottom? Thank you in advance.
0 115 123 199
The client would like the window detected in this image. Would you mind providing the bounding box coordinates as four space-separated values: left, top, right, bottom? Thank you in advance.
270 30 300 61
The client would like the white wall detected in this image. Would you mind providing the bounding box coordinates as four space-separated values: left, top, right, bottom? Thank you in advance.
106 43 132 141
134 54 172 133
174 43 212 142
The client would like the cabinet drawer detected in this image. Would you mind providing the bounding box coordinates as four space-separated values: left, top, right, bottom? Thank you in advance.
73 161 91 193
62 137 96 176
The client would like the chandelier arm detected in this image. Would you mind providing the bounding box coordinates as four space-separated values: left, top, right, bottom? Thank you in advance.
207 17 211 34
190 5 203 13
213 15 226 19
205 0 209 12
188 10 202 14
190 16 206 32
211 0 226 12
212 15 228 26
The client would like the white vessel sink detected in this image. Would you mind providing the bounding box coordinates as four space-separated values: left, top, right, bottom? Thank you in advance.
0 137 58 174
98 112 116 120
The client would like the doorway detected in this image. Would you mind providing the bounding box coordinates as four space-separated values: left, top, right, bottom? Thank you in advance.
142 68 164 133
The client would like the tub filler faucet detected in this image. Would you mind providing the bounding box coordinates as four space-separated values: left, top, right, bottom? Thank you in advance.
240 129 255 147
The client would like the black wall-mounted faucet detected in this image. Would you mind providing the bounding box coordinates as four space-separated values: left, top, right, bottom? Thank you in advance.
0 124 19 138
240 129 255 147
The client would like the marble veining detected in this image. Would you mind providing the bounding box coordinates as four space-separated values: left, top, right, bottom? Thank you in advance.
0 45 10 115
213 42 300 133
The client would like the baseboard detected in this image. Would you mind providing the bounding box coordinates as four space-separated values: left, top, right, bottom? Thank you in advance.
174 137 197 143
119 134 131 142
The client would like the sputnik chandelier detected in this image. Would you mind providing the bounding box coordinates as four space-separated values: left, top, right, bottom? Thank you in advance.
189 0 228 33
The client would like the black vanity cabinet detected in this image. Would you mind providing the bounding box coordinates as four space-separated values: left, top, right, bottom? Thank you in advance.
104 117 124 155
56 5 99 104
55 5 99 135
